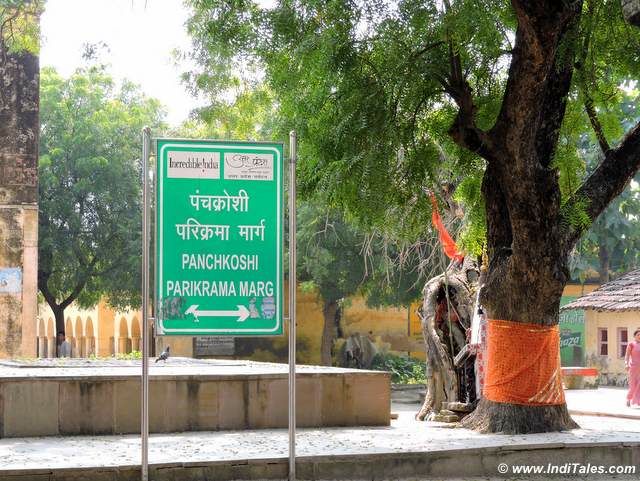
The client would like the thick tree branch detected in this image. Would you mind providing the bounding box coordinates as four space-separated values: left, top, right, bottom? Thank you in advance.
437 49 493 161
59 254 100 310
37 269 59 312
59 276 90 311
445 81 494 161
436 0 494 160
410 41 445 60
490 1 582 163
562 120 640 250
534 16 581 167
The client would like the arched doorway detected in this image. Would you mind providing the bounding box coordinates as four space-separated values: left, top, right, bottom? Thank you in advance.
47 317 55 358
37 318 47 358
118 317 130 354
131 317 141 352
75 317 85 357
66 317 76 357
86 317 96 357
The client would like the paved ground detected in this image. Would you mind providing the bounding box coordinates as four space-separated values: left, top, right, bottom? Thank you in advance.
565 386 640 419
393 385 640 420
1 385 638 479
1 401 638 476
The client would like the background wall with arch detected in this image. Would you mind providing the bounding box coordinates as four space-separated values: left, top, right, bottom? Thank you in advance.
37 302 142 358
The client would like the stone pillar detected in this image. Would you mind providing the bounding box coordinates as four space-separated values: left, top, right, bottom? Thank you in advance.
0 38 39 358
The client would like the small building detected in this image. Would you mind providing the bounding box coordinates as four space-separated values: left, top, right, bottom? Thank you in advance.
562 269 640 386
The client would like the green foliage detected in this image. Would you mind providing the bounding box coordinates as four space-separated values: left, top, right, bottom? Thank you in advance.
184 0 509 239
0 0 43 54
560 195 592 232
453 175 486 256
568 94 640 280
297 202 367 304
38 66 166 311
570 179 640 280
184 0 640 253
297 200 436 309
114 350 142 360
360 234 431 308
370 352 426 385
170 84 277 141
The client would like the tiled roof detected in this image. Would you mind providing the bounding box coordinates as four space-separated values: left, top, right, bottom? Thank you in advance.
561 269 640 312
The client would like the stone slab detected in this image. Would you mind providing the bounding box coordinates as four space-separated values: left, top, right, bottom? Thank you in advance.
1 381 58 437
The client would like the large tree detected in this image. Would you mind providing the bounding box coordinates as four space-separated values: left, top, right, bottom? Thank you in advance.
186 0 640 433
38 65 165 337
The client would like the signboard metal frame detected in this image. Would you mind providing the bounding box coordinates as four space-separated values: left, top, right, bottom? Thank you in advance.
141 128 151 481
141 132 297 481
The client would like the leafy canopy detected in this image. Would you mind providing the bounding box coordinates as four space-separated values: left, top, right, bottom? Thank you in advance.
297 202 367 304
184 0 640 257
38 65 166 312
0 0 43 54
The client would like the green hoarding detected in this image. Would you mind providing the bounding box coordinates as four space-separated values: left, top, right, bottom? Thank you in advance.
559 296 585 366
155 139 283 336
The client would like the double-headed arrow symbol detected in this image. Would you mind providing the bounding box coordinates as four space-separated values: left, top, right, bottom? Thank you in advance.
185 304 251 323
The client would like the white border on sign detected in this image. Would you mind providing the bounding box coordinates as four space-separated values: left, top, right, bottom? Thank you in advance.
157 142 282 334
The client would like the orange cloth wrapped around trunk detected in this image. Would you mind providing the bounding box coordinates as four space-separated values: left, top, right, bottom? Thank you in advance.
483 319 565 406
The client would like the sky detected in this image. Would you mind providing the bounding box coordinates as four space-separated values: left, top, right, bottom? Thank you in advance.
40 0 201 127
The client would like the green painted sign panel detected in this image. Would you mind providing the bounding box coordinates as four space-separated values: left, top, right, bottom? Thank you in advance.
155 139 283 336
559 296 586 366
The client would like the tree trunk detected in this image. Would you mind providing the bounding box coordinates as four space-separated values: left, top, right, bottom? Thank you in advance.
52 305 65 337
622 0 640 27
51 305 66 358
459 166 579 434
444 1 595 433
320 299 339 366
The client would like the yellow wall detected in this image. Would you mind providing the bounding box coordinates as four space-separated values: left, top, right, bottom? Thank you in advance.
564 283 600 297
155 286 417 364
584 309 640 384
35 282 600 365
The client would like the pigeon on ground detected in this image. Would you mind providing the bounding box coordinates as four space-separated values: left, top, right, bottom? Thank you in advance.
155 346 170 363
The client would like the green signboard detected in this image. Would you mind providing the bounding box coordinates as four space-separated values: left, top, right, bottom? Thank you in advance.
155 139 283 336
559 296 585 366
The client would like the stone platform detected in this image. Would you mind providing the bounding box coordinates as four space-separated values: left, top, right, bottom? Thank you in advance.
0 358 390 438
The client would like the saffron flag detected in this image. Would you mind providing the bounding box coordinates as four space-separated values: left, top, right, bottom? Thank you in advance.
430 193 464 263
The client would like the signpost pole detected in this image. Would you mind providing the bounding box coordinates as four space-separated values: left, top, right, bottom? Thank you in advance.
141 127 151 481
288 131 297 481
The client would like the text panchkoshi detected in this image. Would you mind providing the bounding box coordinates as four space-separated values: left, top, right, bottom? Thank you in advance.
156 140 283 335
